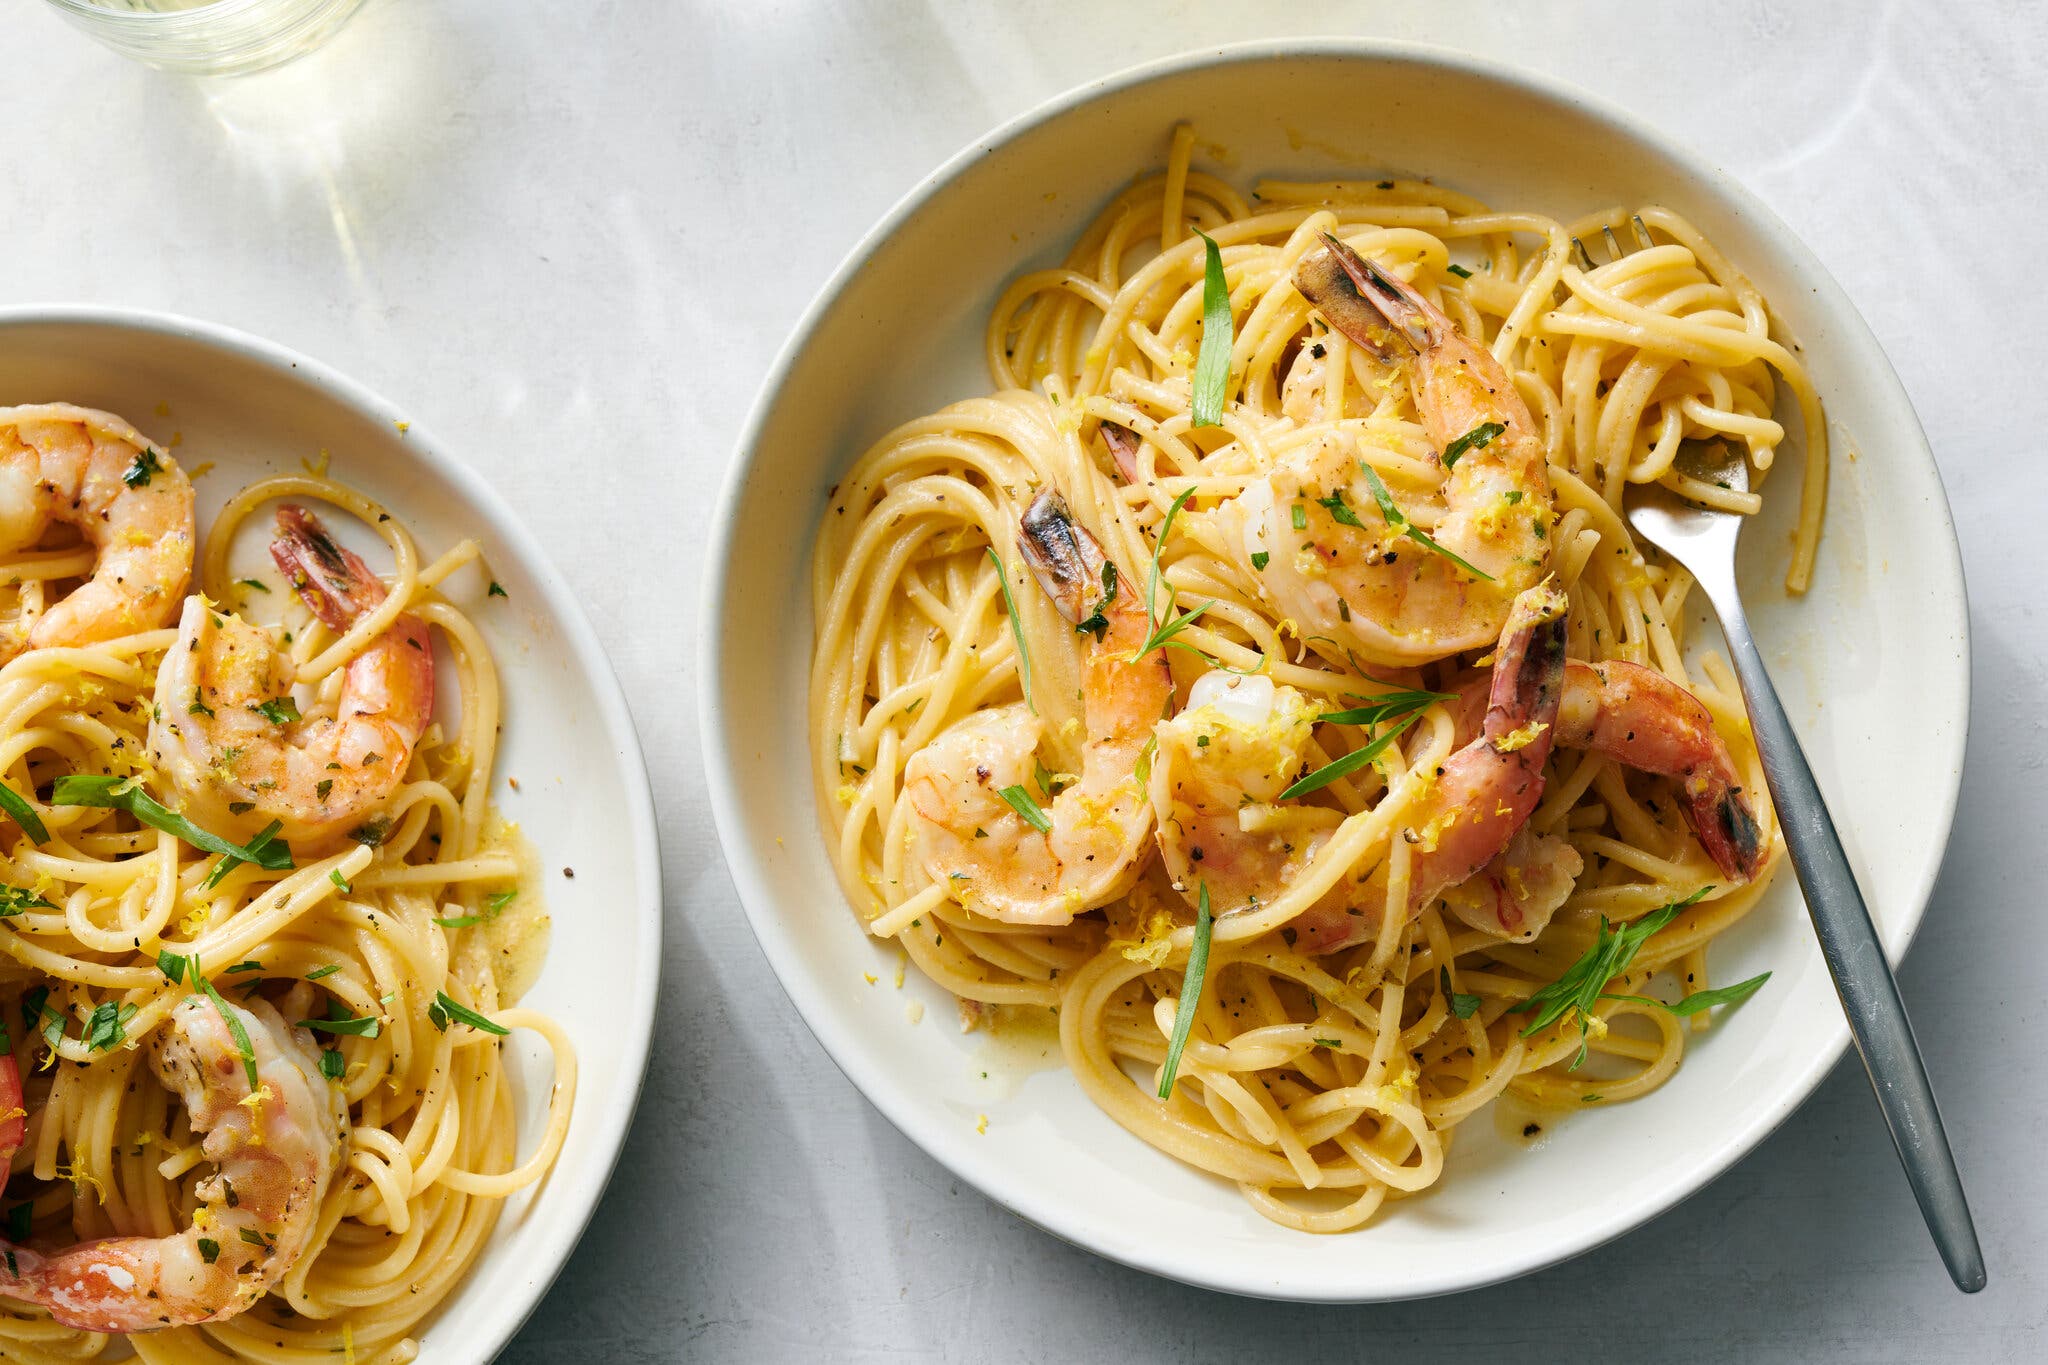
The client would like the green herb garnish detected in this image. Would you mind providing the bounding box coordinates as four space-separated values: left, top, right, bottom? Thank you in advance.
1249 551 1269 571
1318 688 1453 727
987 547 1035 713
297 999 380 1039
53 776 292 870
320 1048 346 1080
1128 488 1217 662
329 869 352 894
255 697 301 726
197 1237 220 1264
304 963 342 981
1316 489 1366 529
1440 965 1482 1020
997 784 1052 834
4 1203 31 1242
83 1000 137 1052
1190 228 1233 427
1073 561 1117 642
236 578 270 593
1277 712 1422 799
428 990 510 1036
1356 464 1495 581
1440 421 1505 469
1157 882 1214 1098
0 784 49 844
1446 263 1473 279
0 885 52 917
122 448 162 488
1506 888 1713 1068
1620 970 1772 1018
487 581 508 598
190 956 261 1090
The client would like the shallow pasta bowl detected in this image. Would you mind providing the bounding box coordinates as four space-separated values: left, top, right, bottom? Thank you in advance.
702 40 1967 1301
0 307 662 1360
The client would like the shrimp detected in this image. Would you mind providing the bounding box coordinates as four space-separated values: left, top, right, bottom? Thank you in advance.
1148 671 1345 917
1295 633 1768 952
1217 236 1552 667
904 491 1172 925
0 404 195 658
1152 586 1571 947
1551 657 1766 882
148 504 433 851
0 994 345 1333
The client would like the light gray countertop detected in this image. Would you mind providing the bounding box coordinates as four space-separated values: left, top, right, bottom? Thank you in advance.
2 2 2042 1360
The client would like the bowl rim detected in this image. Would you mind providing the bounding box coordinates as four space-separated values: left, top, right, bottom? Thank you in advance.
0 303 666 1357
701 36 1970 1301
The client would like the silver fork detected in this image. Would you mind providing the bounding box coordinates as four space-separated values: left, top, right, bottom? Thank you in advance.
1628 439 1985 1293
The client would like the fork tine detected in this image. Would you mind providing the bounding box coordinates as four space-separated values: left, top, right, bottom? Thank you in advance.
1570 235 1595 271
1631 213 1654 252
1602 224 1623 263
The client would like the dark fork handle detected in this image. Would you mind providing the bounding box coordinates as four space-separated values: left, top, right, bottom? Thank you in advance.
1719 604 1985 1292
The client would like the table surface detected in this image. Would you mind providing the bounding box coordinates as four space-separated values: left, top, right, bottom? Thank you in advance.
4 2 2044 1361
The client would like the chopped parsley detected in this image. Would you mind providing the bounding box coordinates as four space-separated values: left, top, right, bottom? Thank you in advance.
83 1000 137 1052
197 1237 220 1265
487 581 508 598
1446 263 1474 279
122 448 162 488
236 578 270 593
320 1048 346 1080
304 963 342 981
254 697 301 726
1316 488 1365 529
1073 562 1118 643
52 776 292 871
1249 551 1269 571
329 869 352 894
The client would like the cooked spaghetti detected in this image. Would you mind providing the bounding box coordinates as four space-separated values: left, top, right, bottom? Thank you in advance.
811 128 1820 1232
0 405 574 1357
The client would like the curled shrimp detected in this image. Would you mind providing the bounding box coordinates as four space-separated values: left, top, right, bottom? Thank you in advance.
0 994 345 1333
148 504 433 851
1218 236 1552 667
904 491 1172 925
0 404 194 658
1150 586 1570 946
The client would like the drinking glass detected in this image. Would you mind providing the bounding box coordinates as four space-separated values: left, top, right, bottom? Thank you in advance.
41 0 369 76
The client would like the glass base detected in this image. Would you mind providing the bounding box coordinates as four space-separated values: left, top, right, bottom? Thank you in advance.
44 0 371 77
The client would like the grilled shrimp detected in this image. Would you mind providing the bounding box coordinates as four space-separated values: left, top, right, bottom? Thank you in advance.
1218 236 1552 667
0 995 345 1333
149 504 433 851
0 404 194 658
904 491 1172 925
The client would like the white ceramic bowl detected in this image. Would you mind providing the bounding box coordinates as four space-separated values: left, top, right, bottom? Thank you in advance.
0 308 662 1358
703 41 1967 1301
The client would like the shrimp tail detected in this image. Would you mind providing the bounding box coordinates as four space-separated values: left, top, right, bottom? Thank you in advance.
1690 781 1766 882
1483 580 1569 745
271 503 386 629
1100 421 1143 484
1017 491 1111 626
1294 234 1438 361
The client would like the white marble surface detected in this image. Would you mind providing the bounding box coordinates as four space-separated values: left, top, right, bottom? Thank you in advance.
2 1 2043 1360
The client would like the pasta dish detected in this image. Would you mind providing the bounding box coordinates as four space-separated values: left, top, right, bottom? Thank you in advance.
811 127 1823 1232
0 404 573 1358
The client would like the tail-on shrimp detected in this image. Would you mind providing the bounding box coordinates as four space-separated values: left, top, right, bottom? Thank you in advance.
904 491 1172 925
0 404 195 658
1151 585 1573 947
149 504 434 850
1218 237 1553 667
1549 657 1766 882
0 995 345 1333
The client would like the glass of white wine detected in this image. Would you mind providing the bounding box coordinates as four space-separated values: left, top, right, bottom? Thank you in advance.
42 0 369 76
